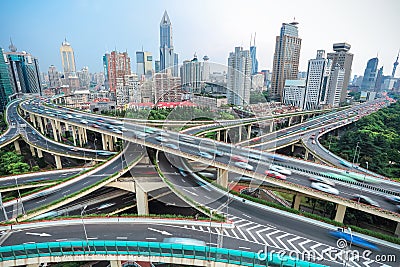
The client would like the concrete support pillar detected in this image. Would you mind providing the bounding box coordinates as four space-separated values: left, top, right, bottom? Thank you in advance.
238 126 242 142
78 127 83 147
395 222 400 237
334 204 347 223
135 184 149 215
247 125 252 139
71 126 77 146
37 148 43 158
30 145 36 157
217 168 228 188
83 128 88 144
304 150 309 160
224 129 228 142
54 155 62 170
300 115 304 123
108 135 114 151
101 133 107 150
14 140 21 154
269 121 274 132
30 114 36 128
288 117 293 127
110 260 122 267
50 120 58 142
291 144 295 153
292 194 302 210
216 131 221 141
65 122 69 131
38 116 45 134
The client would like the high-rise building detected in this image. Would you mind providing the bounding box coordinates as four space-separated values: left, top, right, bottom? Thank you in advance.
271 21 302 101
78 66 90 89
125 74 140 103
155 60 160 73
4 42 42 95
227 47 252 106
361 57 379 91
202 55 210 82
283 79 306 108
0 48 13 111
153 71 181 102
60 38 77 78
375 66 384 91
103 51 131 97
326 65 345 107
327 43 353 103
303 50 332 110
181 54 204 93
159 11 178 76
392 51 399 78
136 51 153 78
250 34 258 75
48 65 61 88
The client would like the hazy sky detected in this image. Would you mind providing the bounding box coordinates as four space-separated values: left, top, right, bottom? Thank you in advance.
1 0 399 77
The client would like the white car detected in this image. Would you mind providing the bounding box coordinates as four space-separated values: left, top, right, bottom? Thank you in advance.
269 165 292 175
198 151 214 160
310 182 339 195
235 161 254 171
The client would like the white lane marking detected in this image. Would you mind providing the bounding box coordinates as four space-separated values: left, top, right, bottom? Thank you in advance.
36 199 47 204
235 225 249 241
182 188 198 196
87 237 98 240
56 239 68 242
242 214 251 219
145 237 157 240
26 232 51 237
203 195 211 199
116 237 127 240
148 227 172 236
239 246 251 250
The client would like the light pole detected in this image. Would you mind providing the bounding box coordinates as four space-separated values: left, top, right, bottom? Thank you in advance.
15 177 26 216
358 162 369 202
81 205 90 251
352 142 360 167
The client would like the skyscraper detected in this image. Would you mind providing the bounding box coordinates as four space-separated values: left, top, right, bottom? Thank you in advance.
327 43 353 103
227 47 252 106
326 65 345 107
4 42 42 95
48 65 61 88
0 48 13 111
392 51 399 78
60 38 77 78
103 51 131 97
250 34 258 75
375 66 383 91
136 51 153 78
303 50 332 110
181 54 203 93
361 57 379 91
271 21 302 101
159 11 178 76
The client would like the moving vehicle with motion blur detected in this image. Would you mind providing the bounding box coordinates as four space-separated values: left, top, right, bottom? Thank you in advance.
329 227 379 251
310 182 339 195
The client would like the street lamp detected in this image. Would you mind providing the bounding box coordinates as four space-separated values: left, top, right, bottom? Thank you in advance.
81 205 90 251
15 177 26 216
352 142 360 167
358 162 369 202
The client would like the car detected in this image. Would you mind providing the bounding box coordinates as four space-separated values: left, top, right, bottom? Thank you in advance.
231 155 248 162
80 119 88 124
265 170 286 180
144 127 155 134
0 137 6 142
198 151 214 160
164 143 178 149
232 176 254 182
69 147 79 152
91 124 100 128
329 228 379 251
385 195 400 205
155 136 168 142
351 195 380 207
269 165 292 175
234 161 254 170
208 149 224 157
310 182 339 195
133 131 147 138
97 151 114 156
312 140 316 144
308 176 336 186
97 202 115 210
179 135 196 144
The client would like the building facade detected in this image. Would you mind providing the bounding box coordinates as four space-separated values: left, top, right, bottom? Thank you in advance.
283 79 306 108
271 21 302 101
326 65 345 107
153 71 182 102
136 51 153 78
303 50 332 110
0 48 13 111
181 54 204 93
227 47 252 106
159 11 178 76
60 39 77 78
48 65 61 88
361 57 379 91
103 51 131 97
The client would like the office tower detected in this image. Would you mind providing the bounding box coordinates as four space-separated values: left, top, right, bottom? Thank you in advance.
250 34 258 75
0 48 13 111
160 11 178 75
392 51 399 78
125 74 140 103
361 57 379 91
103 51 131 96
136 51 153 78
202 55 210 82
78 66 90 89
173 53 179 77
303 50 332 110
326 64 345 107
283 80 306 108
48 65 61 88
327 43 353 103
271 21 302 101
4 42 42 95
153 71 181 102
60 38 77 78
181 54 203 93
375 66 383 91
227 47 252 106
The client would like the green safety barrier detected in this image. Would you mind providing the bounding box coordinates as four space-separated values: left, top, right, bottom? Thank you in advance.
0 240 328 267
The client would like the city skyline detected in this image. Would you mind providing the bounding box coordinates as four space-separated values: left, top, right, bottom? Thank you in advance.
1 0 399 77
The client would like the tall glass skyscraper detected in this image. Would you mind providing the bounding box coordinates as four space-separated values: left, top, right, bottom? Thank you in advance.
250 34 258 75
271 22 302 101
361 57 379 91
0 48 13 111
159 11 178 76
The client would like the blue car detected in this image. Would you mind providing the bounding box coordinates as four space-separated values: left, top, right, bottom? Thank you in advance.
329 229 379 251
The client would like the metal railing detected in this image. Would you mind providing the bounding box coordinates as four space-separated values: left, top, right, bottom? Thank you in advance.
0 240 327 267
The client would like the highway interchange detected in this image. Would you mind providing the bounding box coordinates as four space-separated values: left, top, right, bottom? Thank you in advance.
0 96 399 266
